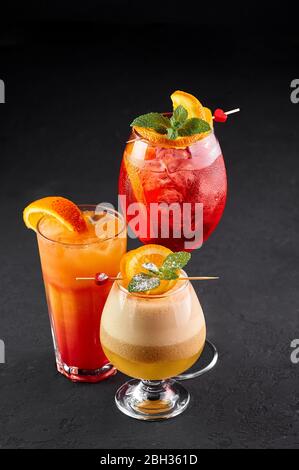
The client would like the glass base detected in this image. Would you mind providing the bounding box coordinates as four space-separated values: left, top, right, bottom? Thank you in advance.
175 339 218 381
56 360 116 383
115 379 190 421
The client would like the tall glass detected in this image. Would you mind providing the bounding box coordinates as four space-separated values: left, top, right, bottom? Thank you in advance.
100 274 206 420
119 128 227 251
37 205 126 382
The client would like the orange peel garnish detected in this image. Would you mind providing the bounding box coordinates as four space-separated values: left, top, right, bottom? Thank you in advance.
23 196 87 233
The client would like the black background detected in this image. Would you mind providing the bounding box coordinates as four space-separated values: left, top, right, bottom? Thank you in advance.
0 2 299 449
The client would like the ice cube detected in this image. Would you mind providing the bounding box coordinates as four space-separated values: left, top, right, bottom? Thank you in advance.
189 133 221 170
156 188 183 204
168 170 197 196
94 214 119 240
85 210 107 225
141 169 171 195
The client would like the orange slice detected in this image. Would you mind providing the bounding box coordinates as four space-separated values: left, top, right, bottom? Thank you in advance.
23 196 87 233
171 90 206 120
120 244 177 295
133 127 210 149
123 149 146 204
133 90 213 149
171 90 213 140
203 106 213 128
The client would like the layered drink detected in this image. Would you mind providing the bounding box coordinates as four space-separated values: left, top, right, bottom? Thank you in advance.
23 197 126 382
101 279 206 380
100 244 207 420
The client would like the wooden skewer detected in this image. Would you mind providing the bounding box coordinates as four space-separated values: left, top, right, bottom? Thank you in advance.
76 276 219 281
76 276 119 281
179 276 219 280
223 108 240 116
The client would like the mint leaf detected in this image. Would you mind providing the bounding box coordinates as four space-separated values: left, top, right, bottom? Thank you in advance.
170 106 188 131
128 273 160 293
167 127 178 140
170 115 179 128
178 118 210 136
173 105 188 124
130 113 170 134
159 269 179 280
162 251 191 271
142 262 159 274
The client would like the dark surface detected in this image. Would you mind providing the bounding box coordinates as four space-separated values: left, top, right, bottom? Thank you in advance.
0 21 299 449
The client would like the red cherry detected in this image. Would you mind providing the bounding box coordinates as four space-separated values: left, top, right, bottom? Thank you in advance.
95 272 109 285
213 108 228 123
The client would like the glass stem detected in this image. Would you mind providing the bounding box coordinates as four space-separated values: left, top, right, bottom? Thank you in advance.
141 380 166 400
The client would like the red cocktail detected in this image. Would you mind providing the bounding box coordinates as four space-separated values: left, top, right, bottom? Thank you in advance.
119 129 227 251
119 90 227 251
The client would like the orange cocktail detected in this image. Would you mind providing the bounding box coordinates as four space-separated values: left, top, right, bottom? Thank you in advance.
24 198 126 382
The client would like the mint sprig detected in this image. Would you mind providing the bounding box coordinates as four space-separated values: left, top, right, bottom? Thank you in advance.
127 252 191 293
130 105 210 140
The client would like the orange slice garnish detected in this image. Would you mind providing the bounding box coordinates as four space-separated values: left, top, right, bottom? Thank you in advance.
133 90 213 149
171 90 207 120
23 196 87 233
120 244 178 295
133 126 198 148
203 106 213 128
123 148 146 204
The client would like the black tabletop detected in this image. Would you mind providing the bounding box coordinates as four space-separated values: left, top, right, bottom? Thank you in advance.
0 21 298 449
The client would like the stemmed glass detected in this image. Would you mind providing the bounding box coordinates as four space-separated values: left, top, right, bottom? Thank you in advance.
100 272 206 420
118 126 225 380
119 128 227 251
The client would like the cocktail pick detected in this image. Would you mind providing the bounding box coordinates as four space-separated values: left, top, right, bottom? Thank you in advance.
76 273 219 286
213 108 240 123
